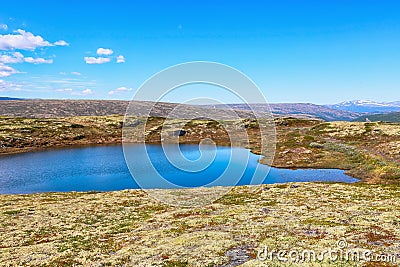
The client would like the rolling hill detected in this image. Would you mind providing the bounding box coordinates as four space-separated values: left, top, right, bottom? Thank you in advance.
206 103 361 121
354 112 400 122
0 97 23 100
0 100 257 120
0 100 361 121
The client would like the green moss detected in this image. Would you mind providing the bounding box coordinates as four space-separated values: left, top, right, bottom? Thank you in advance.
303 135 315 141
216 192 259 205
310 122 332 133
162 260 188 267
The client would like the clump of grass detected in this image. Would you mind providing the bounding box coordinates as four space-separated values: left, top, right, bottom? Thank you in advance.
309 142 324 148
322 142 356 155
310 122 332 134
217 192 259 205
3 209 22 215
162 260 188 267
303 135 315 142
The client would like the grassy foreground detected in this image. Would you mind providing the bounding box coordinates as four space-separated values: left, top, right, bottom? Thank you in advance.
1 183 399 266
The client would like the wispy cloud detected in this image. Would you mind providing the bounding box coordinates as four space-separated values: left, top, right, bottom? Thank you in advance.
97 48 113 56
55 88 73 92
108 86 132 95
56 87 94 96
84 56 111 64
0 24 8 31
24 57 53 64
59 71 82 76
0 63 19 77
0 78 23 92
11 75 97 94
116 55 125 63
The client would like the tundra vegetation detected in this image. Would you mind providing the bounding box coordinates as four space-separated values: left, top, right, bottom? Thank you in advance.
0 183 399 266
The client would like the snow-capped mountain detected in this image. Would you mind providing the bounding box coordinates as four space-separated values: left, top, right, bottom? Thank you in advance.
389 101 400 106
327 100 400 113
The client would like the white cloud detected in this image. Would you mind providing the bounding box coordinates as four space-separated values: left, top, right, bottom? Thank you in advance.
0 52 52 65
97 48 113 55
0 29 68 50
0 52 24 63
116 55 125 63
0 30 65 78
82 89 93 95
84 56 111 64
56 88 93 96
108 86 132 95
70 88 94 96
54 40 69 46
24 57 53 64
0 63 19 77
0 24 8 31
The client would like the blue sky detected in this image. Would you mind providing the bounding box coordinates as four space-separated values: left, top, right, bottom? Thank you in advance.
0 0 399 104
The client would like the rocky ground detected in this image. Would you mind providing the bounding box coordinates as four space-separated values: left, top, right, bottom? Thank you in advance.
0 183 399 266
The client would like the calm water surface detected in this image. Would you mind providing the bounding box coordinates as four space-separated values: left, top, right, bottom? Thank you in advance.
0 144 358 194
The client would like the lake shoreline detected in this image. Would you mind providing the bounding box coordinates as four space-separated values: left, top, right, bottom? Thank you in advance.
0 142 359 196
0 141 359 178
1 116 399 184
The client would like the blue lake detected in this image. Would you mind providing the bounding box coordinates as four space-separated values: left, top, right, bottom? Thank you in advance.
0 144 358 194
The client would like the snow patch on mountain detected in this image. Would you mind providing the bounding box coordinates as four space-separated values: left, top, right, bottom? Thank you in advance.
327 100 400 113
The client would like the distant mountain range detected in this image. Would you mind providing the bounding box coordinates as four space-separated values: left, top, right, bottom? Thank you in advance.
326 100 400 113
1 98 399 122
0 97 23 100
207 103 361 121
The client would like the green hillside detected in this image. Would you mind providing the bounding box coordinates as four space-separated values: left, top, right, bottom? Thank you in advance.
354 112 400 122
